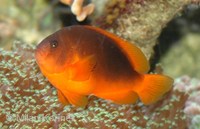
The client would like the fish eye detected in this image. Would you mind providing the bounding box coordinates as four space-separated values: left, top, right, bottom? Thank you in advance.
50 40 58 48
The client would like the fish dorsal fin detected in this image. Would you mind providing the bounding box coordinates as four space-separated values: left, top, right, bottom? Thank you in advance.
69 54 96 81
84 26 150 74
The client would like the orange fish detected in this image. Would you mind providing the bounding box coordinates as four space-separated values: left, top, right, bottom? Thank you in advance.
35 25 173 107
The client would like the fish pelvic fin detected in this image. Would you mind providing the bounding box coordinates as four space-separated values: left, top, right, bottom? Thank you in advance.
133 74 174 105
62 90 88 107
57 89 69 105
69 54 96 81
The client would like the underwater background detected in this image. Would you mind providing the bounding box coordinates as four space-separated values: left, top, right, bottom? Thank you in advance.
0 0 200 128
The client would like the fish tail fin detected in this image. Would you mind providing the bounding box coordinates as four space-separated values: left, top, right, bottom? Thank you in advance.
133 74 173 105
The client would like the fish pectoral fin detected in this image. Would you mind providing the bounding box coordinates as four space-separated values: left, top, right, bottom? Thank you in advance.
133 74 173 105
70 54 96 81
62 90 88 107
95 90 139 104
57 90 69 105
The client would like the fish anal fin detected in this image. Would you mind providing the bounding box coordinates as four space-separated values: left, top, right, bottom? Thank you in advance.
70 54 96 81
84 25 150 74
57 90 69 105
62 90 88 107
95 90 139 104
133 74 173 105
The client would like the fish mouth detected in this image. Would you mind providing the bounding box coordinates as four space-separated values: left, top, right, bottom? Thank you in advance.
34 47 48 62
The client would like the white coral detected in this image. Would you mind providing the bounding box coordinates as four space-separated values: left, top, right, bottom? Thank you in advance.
60 0 95 21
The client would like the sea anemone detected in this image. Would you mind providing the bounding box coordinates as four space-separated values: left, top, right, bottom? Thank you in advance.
0 42 191 128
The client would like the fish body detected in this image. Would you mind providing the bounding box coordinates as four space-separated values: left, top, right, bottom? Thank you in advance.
35 25 173 107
